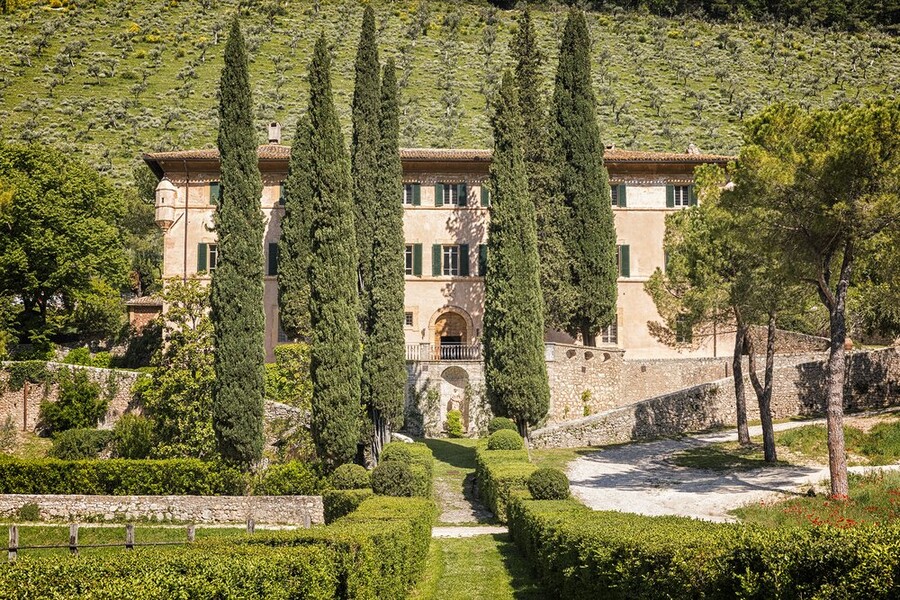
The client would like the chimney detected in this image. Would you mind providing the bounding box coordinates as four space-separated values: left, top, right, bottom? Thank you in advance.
267 121 281 145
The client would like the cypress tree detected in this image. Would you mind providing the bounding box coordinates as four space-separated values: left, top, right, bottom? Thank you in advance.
363 58 406 459
352 5 381 322
210 16 266 466
552 9 617 346
278 115 313 341
483 71 550 436
513 7 575 333
307 34 362 468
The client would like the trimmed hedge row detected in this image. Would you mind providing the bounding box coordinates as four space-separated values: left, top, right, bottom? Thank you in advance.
474 444 536 523
323 488 373 524
381 442 434 498
507 496 900 599
0 458 245 495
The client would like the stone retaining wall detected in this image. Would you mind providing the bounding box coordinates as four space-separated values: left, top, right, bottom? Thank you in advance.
0 494 323 525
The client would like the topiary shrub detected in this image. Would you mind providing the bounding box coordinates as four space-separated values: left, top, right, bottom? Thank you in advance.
112 414 154 459
380 442 413 464
447 409 463 438
371 460 416 497
527 467 570 500
332 463 370 490
488 416 517 435
487 429 523 450
48 428 113 460
256 461 327 496
323 488 373 523
380 442 434 497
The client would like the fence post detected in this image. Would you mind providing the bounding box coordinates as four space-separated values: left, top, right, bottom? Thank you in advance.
69 524 78 556
246 518 255 535
8 525 17 563
125 524 134 550
186 525 195 543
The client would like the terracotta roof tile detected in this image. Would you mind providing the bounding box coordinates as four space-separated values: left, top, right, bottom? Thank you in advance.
125 296 163 307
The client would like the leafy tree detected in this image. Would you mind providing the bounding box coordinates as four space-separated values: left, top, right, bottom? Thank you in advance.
0 143 128 349
483 71 550 436
264 342 312 408
123 163 163 297
727 101 900 497
363 58 407 461
552 10 617 346
39 368 106 434
513 7 575 333
306 34 363 469
210 17 266 467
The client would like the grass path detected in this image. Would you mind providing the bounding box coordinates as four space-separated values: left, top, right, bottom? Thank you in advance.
424 438 493 524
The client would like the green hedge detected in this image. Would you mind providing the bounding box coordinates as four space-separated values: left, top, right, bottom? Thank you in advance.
381 442 434 498
323 488 373 524
254 461 327 496
474 444 536 523
507 496 900 599
0 458 245 495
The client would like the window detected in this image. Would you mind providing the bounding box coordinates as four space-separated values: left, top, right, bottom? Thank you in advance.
444 185 459 206
673 185 690 207
611 185 619 206
442 245 460 276
478 244 487 277
405 245 415 275
616 245 630 278
197 243 218 273
611 183 626 207
208 244 217 270
405 244 422 276
600 319 618 344
279 183 285 205
267 243 278 276
209 182 221 205
403 183 421 206
404 312 414 327
435 183 467 207
675 315 693 344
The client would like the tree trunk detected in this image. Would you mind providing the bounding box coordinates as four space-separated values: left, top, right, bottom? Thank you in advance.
732 314 751 446
748 312 777 462
581 322 596 348
370 408 388 466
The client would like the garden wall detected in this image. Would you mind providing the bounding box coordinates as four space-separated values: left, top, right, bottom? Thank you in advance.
0 494 323 525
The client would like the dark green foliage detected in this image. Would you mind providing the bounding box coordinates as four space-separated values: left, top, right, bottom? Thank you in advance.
16 502 39 521
474 444 535 522
307 34 363 469
488 417 518 434
331 463 371 490
526 467 569 500
483 71 550 431
380 441 434 497
48 428 113 460
210 17 266 468
39 368 107 434
487 429 524 450
323 488 373 523
264 343 312 408
278 116 314 341
552 10 617 345
5 360 51 391
112 414 154 459
63 347 92 366
371 460 416 497
363 58 407 457
447 409 463 438
507 496 900 599
254 461 327 495
0 459 245 495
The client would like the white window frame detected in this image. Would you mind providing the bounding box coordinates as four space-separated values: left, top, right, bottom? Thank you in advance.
600 319 618 345
673 185 690 207
404 312 414 327
443 185 459 206
208 244 218 271
442 245 460 276
611 185 619 207
404 245 415 276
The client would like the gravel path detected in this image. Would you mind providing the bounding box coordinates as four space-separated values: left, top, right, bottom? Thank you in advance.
432 526 508 538
569 418 900 522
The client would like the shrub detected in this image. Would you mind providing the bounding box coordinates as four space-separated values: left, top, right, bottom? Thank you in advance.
331 463 370 490
63 347 92 366
381 442 434 497
372 460 416 497
48 428 113 460
487 429 523 450
447 409 463 438
17 502 40 521
112 414 154 459
527 468 569 500
39 367 107 434
488 416 517 434
91 351 112 368
255 461 326 495
323 488 373 523
475 444 535 522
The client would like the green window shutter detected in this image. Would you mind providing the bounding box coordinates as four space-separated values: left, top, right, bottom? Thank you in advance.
434 184 444 207
666 185 674 208
268 243 278 276
618 184 627 207
197 243 208 272
458 183 468 207
413 243 423 276
459 244 470 276
478 244 487 276
480 185 490 207
432 244 442 276
413 184 421 206
689 185 698 206
619 245 630 278
279 183 285 205
209 182 220 205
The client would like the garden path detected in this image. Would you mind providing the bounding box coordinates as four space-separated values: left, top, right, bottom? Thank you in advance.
569 416 900 522
424 438 495 525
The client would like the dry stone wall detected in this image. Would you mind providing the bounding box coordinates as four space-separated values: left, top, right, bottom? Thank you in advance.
0 494 323 525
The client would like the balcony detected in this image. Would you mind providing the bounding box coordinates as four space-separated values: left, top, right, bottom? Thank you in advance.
406 343 482 362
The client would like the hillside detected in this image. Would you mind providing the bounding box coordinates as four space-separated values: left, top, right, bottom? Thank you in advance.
0 0 898 185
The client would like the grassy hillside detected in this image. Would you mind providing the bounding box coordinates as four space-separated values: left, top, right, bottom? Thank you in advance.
0 0 898 185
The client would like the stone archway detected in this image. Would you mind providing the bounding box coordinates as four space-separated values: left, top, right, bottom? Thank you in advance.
441 366 470 433
430 308 473 360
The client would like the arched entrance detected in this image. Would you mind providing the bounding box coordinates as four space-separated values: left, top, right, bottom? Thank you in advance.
434 311 468 360
441 366 470 434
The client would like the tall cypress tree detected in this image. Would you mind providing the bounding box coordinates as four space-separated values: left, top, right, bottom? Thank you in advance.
363 58 406 460
513 7 575 333
483 71 550 436
210 16 265 466
278 115 313 341
552 9 617 346
307 34 362 468
352 5 381 323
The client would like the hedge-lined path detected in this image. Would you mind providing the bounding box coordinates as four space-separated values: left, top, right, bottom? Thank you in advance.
424 438 494 524
569 415 900 522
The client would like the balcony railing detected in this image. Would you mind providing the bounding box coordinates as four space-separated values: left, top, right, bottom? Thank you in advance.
406 343 482 362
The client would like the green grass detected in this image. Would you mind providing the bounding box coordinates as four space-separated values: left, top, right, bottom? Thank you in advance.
670 441 792 470
1 0 898 186
410 534 547 600
529 446 594 472
9 432 51 459
733 471 900 528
